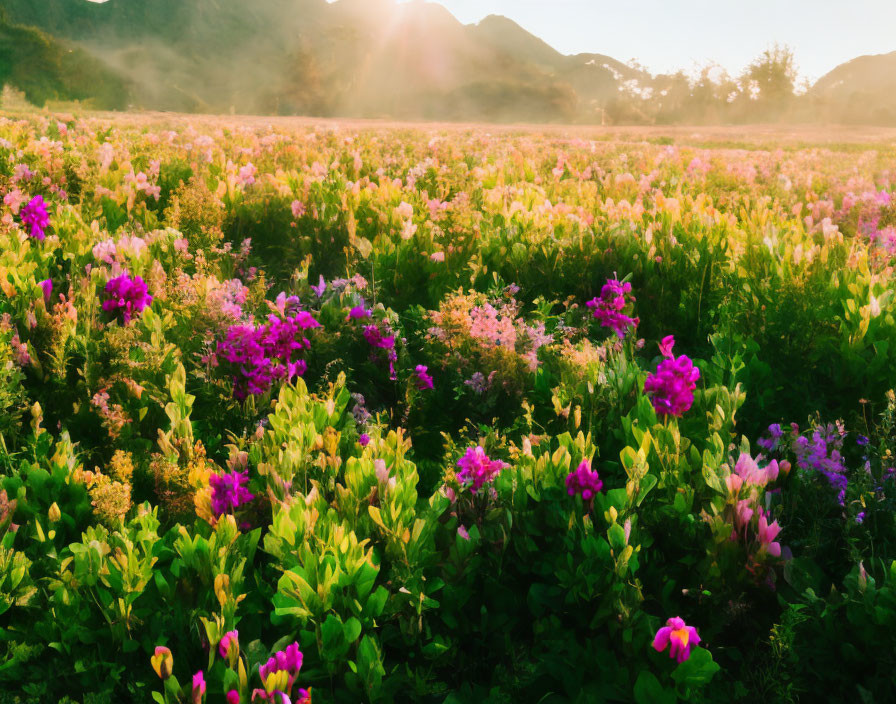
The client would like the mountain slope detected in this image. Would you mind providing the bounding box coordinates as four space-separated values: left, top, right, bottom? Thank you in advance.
812 51 896 124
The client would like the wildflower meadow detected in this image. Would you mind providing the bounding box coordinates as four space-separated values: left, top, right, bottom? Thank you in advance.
0 113 895 703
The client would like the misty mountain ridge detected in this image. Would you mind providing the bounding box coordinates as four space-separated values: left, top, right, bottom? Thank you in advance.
0 0 892 124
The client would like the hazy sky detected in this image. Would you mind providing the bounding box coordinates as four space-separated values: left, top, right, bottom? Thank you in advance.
407 0 896 82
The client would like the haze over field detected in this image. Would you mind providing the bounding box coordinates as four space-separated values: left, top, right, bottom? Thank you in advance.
0 0 895 124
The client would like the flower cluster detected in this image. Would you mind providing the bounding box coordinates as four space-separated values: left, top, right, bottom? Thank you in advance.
209 469 254 518
565 459 604 500
586 277 639 337
217 309 320 399
456 446 508 493
102 274 153 324
20 195 50 240
653 617 701 663
254 642 310 704
644 335 700 417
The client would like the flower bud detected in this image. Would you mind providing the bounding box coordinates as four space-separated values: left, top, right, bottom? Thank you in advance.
151 646 173 680
48 502 61 523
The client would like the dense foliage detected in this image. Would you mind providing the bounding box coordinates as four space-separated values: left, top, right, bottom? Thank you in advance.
0 114 895 703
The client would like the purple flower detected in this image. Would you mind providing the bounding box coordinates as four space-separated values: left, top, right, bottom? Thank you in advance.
20 195 50 240
855 511 866 524
209 470 254 518
857 435 870 447
586 278 639 337
653 617 701 664
414 365 434 391
456 446 507 493
39 279 52 305
565 459 604 500
644 337 700 417
358 433 370 447
347 304 372 320
102 274 153 324
757 423 784 451
217 310 320 399
311 275 327 298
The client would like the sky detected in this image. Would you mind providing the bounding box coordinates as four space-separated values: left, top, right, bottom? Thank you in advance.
403 0 896 82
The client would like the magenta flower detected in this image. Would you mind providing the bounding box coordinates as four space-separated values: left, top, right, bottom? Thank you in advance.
653 616 701 663
644 336 700 417
363 324 395 350
39 279 52 305
192 671 206 704
20 195 50 240
586 278 639 337
414 365 434 390
226 691 240 704
358 433 370 447
217 310 320 400
347 305 371 320
209 470 254 518
102 274 153 324
295 689 311 704
218 629 239 659
565 459 604 500
456 446 507 493
257 642 304 700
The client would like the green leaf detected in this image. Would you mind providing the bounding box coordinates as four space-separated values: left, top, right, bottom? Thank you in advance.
634 670 676 704
671 648 720 688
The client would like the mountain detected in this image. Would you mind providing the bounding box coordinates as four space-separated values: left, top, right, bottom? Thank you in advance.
0 0 894 125
811 51 896 125
0 0 591 120
0 12 130 110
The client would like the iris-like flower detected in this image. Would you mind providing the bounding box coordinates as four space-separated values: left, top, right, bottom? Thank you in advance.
586 278 639 337
652 616 701 663
103 274 153 324
414 365 434 390
565 459 603 500
456 446 507 493
20 195 50 240
210 470 254 518
150 646 173 679
644 336 700 417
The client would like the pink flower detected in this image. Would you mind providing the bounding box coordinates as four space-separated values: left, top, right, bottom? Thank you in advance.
757 512 782 557
457 525 470 540
218 630 239 660
658 335 675 359
291 200 306 218
192 671 206 704
644 338 700 417
653 616 701 663
456 446 507 493
227 691 240 704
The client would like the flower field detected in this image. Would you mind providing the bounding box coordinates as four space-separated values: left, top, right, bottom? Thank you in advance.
1 113 896 703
